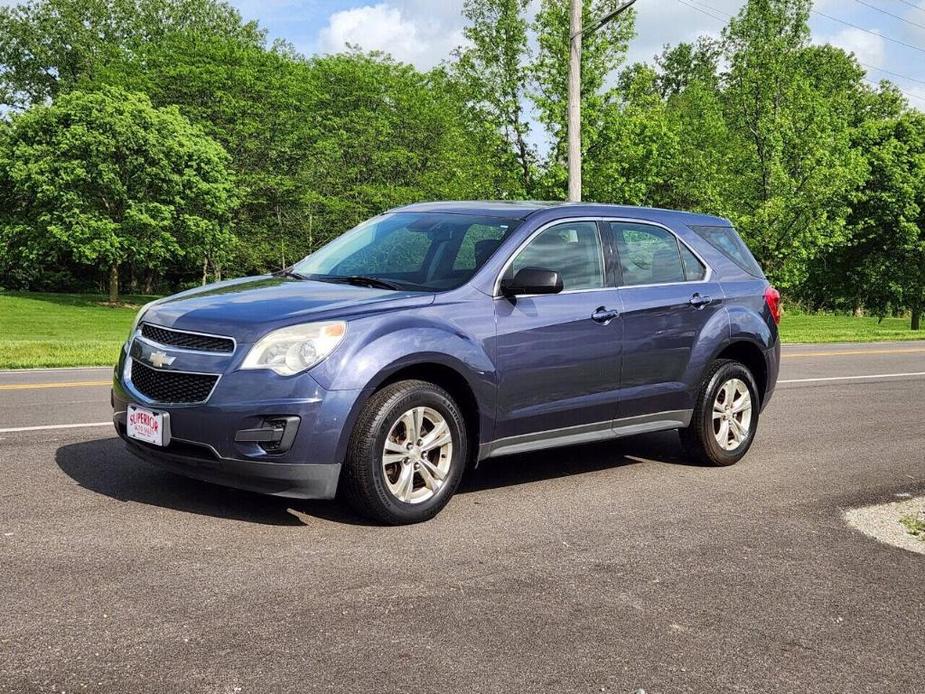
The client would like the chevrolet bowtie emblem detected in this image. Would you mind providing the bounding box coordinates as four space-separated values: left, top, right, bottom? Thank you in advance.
147 350 175 368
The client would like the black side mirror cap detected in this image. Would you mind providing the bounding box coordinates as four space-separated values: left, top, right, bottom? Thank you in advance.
500 267 564 296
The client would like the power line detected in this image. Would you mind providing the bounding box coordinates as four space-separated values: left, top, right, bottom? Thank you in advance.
672 0 925 108
674 0 727 24
897 0 925 17
811 8 925 54
860 61 925 87
852 0 925 32
864 77 925 104
689 0 925 55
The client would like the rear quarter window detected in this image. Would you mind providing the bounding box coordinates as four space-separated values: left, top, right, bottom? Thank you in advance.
689 225 764 278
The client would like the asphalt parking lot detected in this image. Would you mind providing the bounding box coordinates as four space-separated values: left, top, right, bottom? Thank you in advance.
1 342 924 693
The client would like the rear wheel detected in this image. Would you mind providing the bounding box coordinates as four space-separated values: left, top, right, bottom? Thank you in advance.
340 379 467 524
680 359 759 467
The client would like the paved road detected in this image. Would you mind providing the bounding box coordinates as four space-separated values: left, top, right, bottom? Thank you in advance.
1 343 924 693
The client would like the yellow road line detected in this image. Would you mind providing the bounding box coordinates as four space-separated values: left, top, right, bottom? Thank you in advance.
783 347 925 358
0 380 110 391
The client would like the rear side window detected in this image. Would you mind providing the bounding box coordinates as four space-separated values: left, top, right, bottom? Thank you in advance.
611 222 694 286
680 244 706 281
689 225 763 277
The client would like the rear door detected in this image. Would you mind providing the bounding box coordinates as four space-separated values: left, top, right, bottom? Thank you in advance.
608 220 724 422
491 220 624 449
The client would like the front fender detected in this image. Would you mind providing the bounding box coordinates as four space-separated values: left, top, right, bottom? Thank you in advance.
309 309 499 468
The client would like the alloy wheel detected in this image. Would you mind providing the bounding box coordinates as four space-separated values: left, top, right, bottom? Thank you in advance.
712 378 753 451
382 406 454 504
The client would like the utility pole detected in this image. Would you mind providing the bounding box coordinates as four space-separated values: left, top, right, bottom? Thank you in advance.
567 0 639 202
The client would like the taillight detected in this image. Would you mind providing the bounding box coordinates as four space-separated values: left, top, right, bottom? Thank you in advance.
764 286 781 325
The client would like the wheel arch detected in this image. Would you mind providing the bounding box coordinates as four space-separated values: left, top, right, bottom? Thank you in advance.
334 355 491 471
713 340 769 407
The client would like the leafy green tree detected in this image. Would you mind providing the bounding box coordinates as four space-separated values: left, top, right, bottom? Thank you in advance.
718 0 866 290
584 64 680 206
0 88 237 301
93 32 319 272
0 0 263 109
815 90 925 330
656 38 721 99
454 0 535 195
531 0 636 198
299 52 519 237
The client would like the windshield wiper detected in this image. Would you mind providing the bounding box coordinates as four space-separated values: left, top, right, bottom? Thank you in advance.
275 268 308 280
317 275 404 291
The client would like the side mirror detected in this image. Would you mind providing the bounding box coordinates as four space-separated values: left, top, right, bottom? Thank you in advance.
500 267 564 297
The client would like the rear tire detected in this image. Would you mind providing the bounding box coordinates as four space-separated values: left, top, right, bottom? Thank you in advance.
680 359 759 467
340 379 467 525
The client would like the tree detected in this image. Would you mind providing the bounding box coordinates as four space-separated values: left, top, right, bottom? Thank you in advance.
0 0 264 109
94 31 321 273
584 64 681 206
0 87 237 301
816 90 925 330
531 0 636 198
719 0 866 291
454 0 535 195
656 38 721 99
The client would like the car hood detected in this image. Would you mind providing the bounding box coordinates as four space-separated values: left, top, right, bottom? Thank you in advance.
142 275 436 343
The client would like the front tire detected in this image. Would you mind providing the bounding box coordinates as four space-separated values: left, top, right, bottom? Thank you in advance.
680 359 759 467
340 379 467 524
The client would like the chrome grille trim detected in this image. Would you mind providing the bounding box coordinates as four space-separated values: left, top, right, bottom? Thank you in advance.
139 322 236 354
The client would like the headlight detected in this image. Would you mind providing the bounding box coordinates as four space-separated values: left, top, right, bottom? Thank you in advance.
124 300 159 352
241 321 347 376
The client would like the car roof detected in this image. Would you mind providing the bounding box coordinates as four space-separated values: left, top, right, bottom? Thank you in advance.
396 200 731 226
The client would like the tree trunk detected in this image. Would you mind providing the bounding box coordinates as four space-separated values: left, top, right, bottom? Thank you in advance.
202 255 208 286
108 264 119 303
913 308 921 331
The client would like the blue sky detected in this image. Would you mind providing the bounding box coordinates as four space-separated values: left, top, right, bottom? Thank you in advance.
226 0 925 107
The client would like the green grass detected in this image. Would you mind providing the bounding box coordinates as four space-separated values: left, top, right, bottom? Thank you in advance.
900 513 925 541
779 311 925 343
1 291 924 368
0 292 155 369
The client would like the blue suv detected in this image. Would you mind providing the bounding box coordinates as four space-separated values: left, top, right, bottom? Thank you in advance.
112 202 781 524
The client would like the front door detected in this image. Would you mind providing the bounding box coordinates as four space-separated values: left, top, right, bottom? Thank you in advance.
491 220 623 452
609 220 724 422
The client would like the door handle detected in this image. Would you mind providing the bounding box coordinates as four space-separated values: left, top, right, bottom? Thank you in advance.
591 306 620 324
689 293 711 309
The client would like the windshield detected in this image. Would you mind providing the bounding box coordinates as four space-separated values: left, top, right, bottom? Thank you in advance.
293 212 519 292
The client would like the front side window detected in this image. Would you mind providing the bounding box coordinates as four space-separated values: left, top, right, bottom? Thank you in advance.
611 222 703 286
505 221 605 291
294 212 518 292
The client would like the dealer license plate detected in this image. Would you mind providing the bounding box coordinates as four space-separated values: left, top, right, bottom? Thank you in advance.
127 404 166 446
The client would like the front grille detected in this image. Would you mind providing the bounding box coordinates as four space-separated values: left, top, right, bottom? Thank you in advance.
141 323 234 353
130 359 218 404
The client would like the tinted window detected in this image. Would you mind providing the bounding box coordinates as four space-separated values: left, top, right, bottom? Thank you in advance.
507 221 604 291
611 223 687 285
680 244 707 281
294 212 518 291
453 224 507 271
690 225 763 277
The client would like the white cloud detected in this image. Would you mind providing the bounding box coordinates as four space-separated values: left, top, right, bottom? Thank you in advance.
627 0 745 65
317 2 465 69
820 26 886 68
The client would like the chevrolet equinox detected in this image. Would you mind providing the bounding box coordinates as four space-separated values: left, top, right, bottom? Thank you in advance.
113 202 781 524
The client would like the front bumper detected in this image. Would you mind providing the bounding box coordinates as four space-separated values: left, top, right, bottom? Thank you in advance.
112 347 364 500
116 421 341 498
